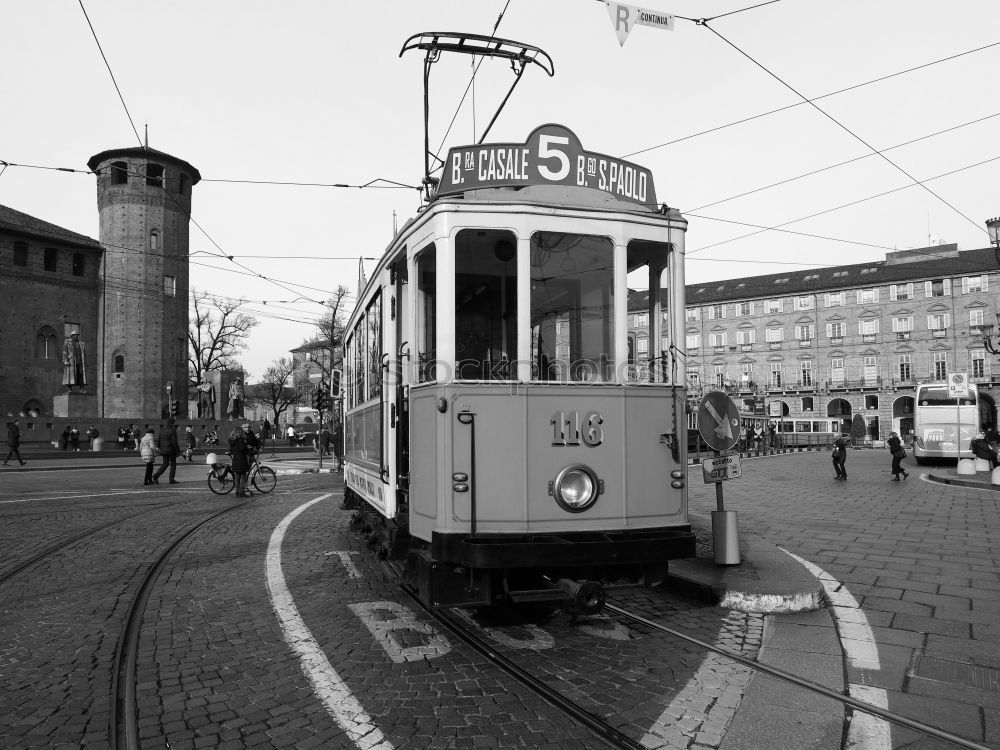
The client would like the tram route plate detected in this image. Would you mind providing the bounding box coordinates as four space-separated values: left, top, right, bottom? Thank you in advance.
912 655 1000 692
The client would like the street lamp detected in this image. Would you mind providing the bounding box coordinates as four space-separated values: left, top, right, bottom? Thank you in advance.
983 218 1000 354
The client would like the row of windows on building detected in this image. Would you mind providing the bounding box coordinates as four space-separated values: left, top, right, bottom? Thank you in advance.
684 312 981 350
689 350 991 389
9 243 90 276
106 161 190 194
682 276 985 321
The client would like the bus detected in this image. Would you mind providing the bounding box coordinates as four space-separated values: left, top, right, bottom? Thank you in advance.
911 382 980 463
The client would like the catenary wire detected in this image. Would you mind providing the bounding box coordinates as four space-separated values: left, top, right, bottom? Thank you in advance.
623 40 1000 159
77 0 142 148
695 21 988 237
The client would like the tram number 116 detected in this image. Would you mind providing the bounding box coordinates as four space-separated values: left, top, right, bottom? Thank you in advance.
551 410 605 447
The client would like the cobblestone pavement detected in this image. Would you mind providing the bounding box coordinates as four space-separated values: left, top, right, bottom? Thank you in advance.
688 450 1000 749
2 453 998 749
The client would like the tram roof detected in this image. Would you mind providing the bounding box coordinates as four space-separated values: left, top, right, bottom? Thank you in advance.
429 183 682 219
680 244 997 306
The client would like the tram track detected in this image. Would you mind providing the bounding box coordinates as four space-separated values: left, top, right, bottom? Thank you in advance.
109 497 250 750
603 600 992 750
402 577 991 750
0 504 173 587
400 583 645 750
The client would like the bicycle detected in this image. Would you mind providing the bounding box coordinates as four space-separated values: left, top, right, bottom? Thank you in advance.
207 452 277 495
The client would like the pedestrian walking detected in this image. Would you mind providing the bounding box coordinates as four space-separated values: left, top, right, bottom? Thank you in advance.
3 419 27 467
320 426 332 456
887 431 910 481
69 425 81 451
832 433 849 480
229 426 252 497
140 427 157 485
152 418 180 484
85 425 99 450
286 424 297 447
117 424 128 450
130 423 141 451
59 425 71 450
753 425 763 451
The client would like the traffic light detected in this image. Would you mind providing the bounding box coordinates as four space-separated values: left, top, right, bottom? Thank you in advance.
313 387 327 411
171 399 180 416
312 388 321 410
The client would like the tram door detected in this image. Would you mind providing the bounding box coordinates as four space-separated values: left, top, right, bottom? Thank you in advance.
392 256 410 488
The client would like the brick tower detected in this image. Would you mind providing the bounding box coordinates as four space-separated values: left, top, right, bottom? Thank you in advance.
87 146 200 419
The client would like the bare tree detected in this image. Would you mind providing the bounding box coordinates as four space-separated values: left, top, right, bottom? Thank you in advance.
250 357 299 429
295 286 351 391
188 290 259 388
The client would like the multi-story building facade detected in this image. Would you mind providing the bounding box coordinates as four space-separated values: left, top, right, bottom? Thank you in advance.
629 243 999 442
0 145 199 423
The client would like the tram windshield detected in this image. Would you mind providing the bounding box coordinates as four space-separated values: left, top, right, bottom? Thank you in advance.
454 229 518 380
530 232 615 382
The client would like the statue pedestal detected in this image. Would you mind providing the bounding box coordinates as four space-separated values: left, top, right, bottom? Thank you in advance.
53 393 98 419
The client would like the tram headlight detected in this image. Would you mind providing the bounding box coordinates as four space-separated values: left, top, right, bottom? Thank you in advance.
550 464 601 512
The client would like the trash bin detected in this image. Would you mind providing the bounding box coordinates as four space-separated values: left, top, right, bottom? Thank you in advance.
712 510 741 565
92 437 104 451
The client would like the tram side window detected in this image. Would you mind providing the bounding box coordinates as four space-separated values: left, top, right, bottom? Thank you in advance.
416 245 437 383
627 240 673 383
455 229 517 380
366 293 382 402
530 232 614 383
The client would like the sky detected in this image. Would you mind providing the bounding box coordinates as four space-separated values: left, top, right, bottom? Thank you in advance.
3 0 999 379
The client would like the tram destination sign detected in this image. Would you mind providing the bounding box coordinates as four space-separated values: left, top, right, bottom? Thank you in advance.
437 123 658 208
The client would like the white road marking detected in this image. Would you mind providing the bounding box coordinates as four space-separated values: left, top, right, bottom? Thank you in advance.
266 494 393 749
781 549 891 750
452 609 555 651
325 550 362 578
640 610 762 749
348 601 451 663
0 489 203 504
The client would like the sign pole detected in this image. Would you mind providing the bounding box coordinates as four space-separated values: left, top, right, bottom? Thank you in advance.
698 392 742 566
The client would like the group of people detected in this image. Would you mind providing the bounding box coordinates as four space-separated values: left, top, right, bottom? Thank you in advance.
830 431 911 481
139 419 263 493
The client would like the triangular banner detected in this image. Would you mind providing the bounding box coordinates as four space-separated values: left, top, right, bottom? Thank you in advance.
605 1 675 46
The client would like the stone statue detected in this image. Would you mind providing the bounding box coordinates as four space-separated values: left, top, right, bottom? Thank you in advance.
227 379 244 419
62 331 87 393
197 382 216 419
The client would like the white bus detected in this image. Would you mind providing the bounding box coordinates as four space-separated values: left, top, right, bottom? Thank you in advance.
911 382 980 463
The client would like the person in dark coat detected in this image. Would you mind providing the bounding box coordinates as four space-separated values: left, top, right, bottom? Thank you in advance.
970 432 998 470
69 426 80 451
887 431 909 481
229 426 252 497
4 419 26 466
320 427 332 456
60 425 71 450
832 434 849 481
152 418 180 484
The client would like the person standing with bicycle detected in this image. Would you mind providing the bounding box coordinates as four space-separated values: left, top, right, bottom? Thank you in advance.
229 425 252 497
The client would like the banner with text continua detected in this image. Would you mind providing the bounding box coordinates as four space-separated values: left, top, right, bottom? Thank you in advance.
436 124 658 209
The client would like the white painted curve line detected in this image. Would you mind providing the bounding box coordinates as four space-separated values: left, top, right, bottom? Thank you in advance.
781 549 891 750
266 493 393 750
640 610 763 749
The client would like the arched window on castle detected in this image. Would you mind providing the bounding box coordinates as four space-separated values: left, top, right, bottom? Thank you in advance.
146 162 164 188
36 326 58 359
111 161 128 185
114 352 125 374
150 230 159 251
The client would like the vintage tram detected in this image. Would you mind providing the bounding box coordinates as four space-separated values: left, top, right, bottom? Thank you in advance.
340 119 695 612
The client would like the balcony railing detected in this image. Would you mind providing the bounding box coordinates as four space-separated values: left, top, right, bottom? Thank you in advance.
769 341 783 349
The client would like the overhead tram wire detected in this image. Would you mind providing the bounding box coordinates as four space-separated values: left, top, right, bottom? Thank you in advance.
432 0 514 167
77 0 142 148
688 153 1000 256
693 20 989 239
684 110 1000 214
622 40 1000 160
